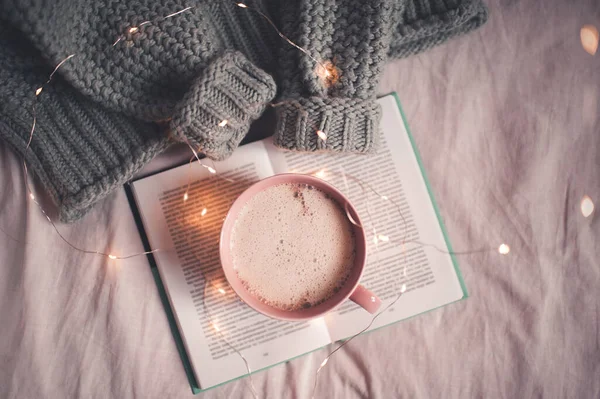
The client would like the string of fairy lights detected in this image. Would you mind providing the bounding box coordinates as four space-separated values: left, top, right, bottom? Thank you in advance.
2 2 596 398
15 1 336 262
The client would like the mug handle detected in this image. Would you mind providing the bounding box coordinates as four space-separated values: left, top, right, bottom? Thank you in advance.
349 284 382 314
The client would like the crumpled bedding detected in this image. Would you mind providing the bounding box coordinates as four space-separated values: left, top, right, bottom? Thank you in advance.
1 0 599 397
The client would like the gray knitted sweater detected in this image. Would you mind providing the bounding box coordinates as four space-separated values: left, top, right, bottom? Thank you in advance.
0 0 487 222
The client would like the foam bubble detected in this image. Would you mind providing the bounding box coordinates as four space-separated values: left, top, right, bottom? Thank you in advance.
231 183 355 311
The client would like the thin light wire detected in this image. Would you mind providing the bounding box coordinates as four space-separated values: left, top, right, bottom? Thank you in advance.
176 210 259 397
328 170 492 258
184 155 197 196
202 279 259 399
25 105 36 150
164 6 193 19
23 53 77 206
311 291 404 399
18 8 199 262
234 2 329 77
181 136 236 183
309 168 498 397
113 5 194 47
0 223 23 243
46 54 76 85
25 186 165 260
403 239 493 255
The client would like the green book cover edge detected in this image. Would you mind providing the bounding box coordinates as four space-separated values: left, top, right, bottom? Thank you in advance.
389 92 469 299
125 92 467 395
124 184 202 394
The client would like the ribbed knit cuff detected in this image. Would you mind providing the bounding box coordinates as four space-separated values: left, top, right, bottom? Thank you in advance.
273 97 381 153
170 51 276 161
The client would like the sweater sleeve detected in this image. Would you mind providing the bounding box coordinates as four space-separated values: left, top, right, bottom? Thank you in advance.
0 0 277 122
0 1 277 221
388 0 488 59
0 23 168 222
271 0 397 154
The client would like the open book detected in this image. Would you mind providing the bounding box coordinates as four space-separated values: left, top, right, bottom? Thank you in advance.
128 93 467 393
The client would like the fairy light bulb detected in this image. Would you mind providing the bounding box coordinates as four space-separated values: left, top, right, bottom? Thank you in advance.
200 207 208 217
218 119 228 127
315 169 326 179
581 25 599 55
218 288 225 294
207 166 216 174
581 195 594 217
315 61 339 87
381 195 388 200
183 192 189 202
319 358 328 368
35 87 43 96
108 254 117 260
237 2 247 8
377 234 389 242
129 27 139 33
498 243 510 255
29 193 35 200
316 130 327 141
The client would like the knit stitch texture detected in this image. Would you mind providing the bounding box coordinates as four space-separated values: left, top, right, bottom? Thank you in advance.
0 0 487 222
272 0 397 153
0 24 168 222
171 51 276 160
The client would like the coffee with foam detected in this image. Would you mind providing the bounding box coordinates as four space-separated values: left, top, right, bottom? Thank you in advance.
230 183 355 311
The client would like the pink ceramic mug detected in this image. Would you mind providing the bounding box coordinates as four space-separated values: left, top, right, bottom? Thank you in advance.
219 173 382 321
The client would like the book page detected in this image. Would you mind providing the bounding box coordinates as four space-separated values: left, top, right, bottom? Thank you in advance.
131 141 331 390
266 95 465 341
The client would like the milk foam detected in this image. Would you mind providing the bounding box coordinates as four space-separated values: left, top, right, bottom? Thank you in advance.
230 183 355 311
